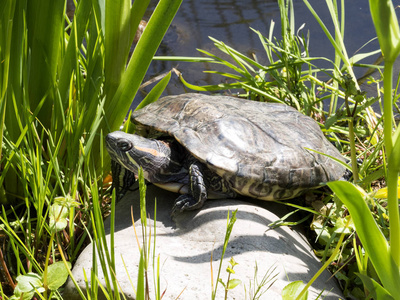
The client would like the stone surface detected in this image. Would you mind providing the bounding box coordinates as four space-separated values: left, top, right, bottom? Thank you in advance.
63 185 343 299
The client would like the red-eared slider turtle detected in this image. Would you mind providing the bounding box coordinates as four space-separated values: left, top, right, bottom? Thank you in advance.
106 93 346 213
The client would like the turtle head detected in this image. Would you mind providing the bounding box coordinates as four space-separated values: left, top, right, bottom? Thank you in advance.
106 131 172 181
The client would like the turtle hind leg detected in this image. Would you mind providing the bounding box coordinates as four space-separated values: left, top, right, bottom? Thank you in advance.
172 162 207 214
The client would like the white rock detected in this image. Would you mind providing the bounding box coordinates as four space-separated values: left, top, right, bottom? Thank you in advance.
63 185 343 299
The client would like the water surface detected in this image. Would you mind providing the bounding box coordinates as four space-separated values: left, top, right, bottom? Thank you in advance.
133 0 379 107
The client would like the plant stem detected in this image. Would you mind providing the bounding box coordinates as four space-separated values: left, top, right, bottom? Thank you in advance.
348 119 359 182
383 61 394 158
225 272 231 300
344 94 359 182
387 168 400 268
43 232 55 298
383 60 400 268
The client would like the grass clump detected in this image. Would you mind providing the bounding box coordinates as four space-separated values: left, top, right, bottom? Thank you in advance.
0 0 181 298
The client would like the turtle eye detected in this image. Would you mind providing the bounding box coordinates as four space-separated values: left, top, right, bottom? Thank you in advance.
117 140 132 151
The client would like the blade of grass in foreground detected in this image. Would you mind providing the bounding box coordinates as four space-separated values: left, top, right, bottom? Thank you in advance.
27 0 65 130
369 0 400 271
328 181 400 298
105 0 183 132
135 72 172 111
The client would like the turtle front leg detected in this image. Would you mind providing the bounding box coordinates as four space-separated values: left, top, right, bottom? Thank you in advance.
172 162 207 213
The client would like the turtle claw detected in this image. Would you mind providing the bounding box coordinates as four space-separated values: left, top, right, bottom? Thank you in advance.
171 194 199 215
171 162 208 215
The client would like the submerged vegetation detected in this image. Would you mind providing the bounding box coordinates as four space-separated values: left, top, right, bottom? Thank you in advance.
0 0 399 299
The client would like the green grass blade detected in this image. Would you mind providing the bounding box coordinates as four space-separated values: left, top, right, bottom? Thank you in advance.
0 0 14 102
130 0 151 45
104 0 133 99
240 83 286 103
5 0 24 142
348 49 381 65
357 273 395 300
196 47 253 79
105 0 182 132
153 56 213 62
135 71 171 111
209 37 261 72
302 0 359 86
179 74 244 91
369 0 400 62
58 0 92 103
204 71 246 81
136 249 145 300
212 210 237 299
138 168 147 228
27 0 64 130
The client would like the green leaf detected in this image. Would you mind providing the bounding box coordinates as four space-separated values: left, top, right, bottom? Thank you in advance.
136 249 145 300
46 261 72 291
356 273 394 300
229 256 238 267
179 73 244 91
105 0 183 132
349 49 382 65
58 0 92 102
227 278 241 290
27 0 65 130
138 167 147 227
369 0 400 62
328 181 400 296
135 71 171 111
282 281 308 300
311 222 331 245
14 273 44 300
217 278 226 289
104 0 134 100
53 195 80 209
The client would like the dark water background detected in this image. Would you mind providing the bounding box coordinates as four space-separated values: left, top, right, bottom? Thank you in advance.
133 0 382 108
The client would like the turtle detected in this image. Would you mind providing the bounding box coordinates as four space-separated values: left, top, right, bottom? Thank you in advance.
106 93 346 213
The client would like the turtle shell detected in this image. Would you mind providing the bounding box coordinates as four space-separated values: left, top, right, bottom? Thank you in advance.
131 93 346 200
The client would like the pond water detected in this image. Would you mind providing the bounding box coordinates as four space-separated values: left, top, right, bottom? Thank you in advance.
133 0 380 108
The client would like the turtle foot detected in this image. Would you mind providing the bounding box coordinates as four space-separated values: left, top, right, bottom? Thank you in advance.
171 194 203 215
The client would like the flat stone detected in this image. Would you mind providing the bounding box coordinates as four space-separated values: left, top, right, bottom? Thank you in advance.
63 185 343 299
